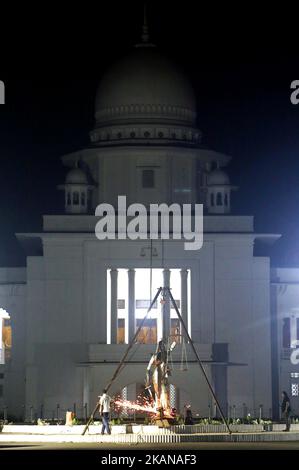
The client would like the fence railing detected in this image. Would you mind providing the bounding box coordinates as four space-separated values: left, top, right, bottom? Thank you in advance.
0 402 275 424
0 403 90 424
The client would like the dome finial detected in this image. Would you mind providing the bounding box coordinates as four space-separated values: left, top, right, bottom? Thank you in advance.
142 2 150 43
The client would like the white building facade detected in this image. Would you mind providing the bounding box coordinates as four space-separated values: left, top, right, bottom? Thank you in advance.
1 39 293 422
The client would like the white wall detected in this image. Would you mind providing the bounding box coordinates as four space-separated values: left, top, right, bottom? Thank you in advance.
23 233 273 419
215 243 272 415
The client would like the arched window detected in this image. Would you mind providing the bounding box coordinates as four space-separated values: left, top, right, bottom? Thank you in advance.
211 193 215 206
216 192 223 206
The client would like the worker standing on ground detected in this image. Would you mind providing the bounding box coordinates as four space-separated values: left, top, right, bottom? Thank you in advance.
281 391 292 432
184 404 194 425
99 389 112 435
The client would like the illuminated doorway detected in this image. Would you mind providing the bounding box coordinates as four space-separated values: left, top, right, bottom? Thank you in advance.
0 309 11 365
107 269 191 344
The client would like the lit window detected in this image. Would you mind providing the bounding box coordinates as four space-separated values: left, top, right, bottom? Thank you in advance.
291 373 299 378
117 319 125 344
136 319 157 344
3 319 12 363
117 299 126 310
292 383 299 397
136 300 157 309
142 170 155 189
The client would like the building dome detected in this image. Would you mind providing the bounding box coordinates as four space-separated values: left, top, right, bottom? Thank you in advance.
65 168 88 185
95 47 197 127
207 168 230 186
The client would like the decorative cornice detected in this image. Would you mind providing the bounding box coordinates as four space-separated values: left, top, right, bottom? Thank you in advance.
95 103 197 125
90 123 202 145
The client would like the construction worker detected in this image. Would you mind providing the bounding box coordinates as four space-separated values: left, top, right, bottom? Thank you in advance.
99 389 112 435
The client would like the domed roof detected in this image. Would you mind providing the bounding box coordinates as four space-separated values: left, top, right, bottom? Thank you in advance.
95 47 197 126
65 168 88 185
207 168 230 186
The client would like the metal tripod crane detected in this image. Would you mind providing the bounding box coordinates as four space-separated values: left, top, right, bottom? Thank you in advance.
82 287 231 435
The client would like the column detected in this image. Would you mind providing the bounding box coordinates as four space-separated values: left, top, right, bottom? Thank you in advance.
64 190 68 213
211 343 228 419
162 269 171 340
180 269 189 337
128 269 136 343
290 314 298 348
110 269 118 344
227 190 231 213
83 368 90 416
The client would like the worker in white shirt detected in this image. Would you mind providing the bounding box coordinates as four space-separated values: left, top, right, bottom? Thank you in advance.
99 389 112 435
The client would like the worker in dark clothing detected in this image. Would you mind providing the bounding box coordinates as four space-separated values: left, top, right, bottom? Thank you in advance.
184 404 194 425
281 391 292 432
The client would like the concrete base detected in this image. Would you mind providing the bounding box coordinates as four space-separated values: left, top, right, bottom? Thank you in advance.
1 432 299 444
0 424 267 435
5 423 299 435
1 425 299 444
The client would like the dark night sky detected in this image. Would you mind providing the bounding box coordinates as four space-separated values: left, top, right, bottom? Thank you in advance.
0 2 299 267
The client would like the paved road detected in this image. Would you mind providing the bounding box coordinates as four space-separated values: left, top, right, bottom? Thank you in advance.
1 441 299 450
